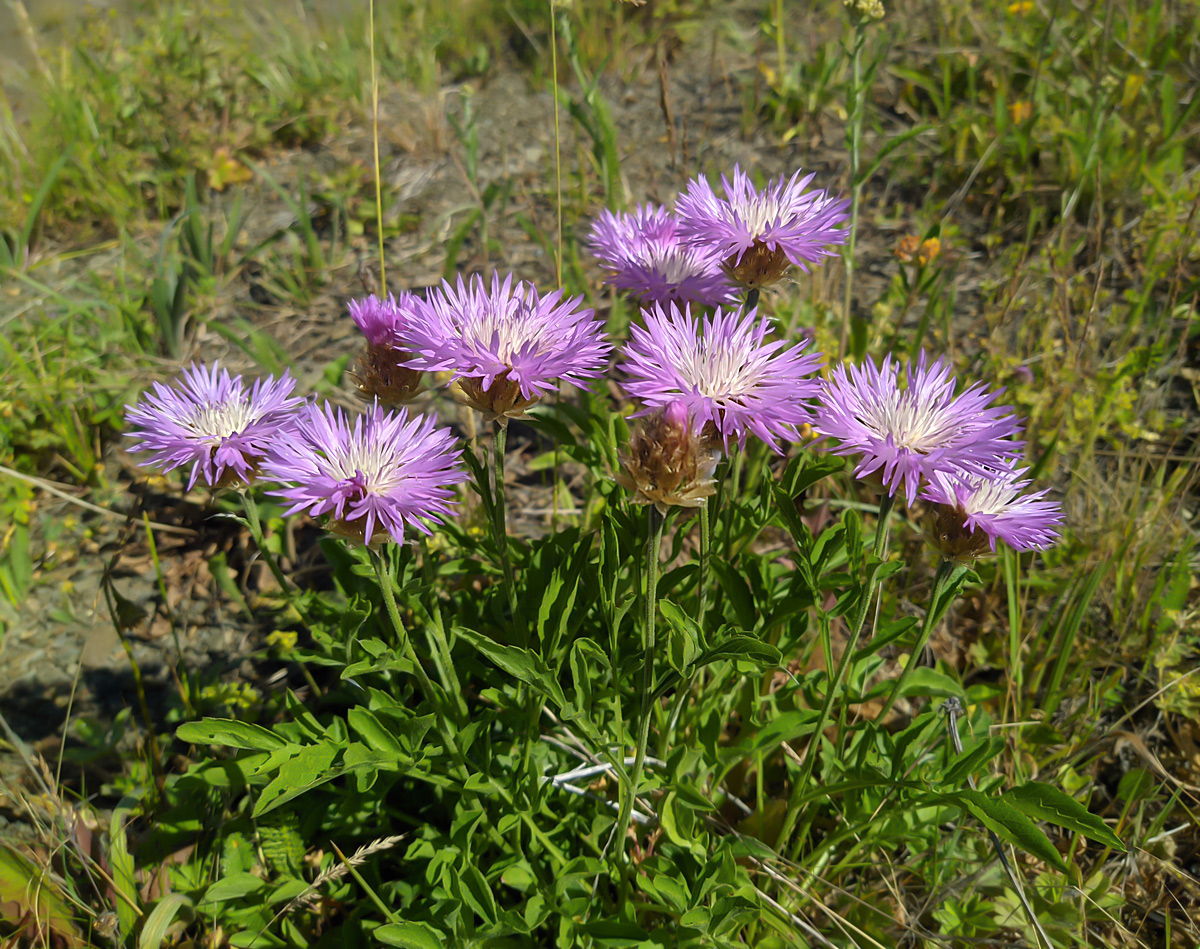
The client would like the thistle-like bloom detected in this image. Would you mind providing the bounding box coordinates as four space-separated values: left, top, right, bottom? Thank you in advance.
262 402 466 545
404 272 611 422
922 463 1063 560
815 353 1023 499
621 302 823 452
587 204 737 308
616 401 719 516
348 292 425 405
676 165 850 289
125 362 302 490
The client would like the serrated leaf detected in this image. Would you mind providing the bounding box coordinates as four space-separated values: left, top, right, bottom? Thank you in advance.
1004 782 1125 852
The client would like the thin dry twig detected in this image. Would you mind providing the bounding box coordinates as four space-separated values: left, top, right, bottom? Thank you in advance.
0 464 195 536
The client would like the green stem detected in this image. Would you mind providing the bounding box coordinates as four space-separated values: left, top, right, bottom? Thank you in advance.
492 420 518 616
612 506 665 869
744 286 761 314
697 498 711 630
838 26 867 360
419 537 467 722
662 500 712 757
775 491 895 856
876 558 966 722
722 449 745 560
241 491 293 594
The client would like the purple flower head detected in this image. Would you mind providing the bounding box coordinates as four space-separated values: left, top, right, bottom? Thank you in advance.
621 302 823 453
348 292 426 404
676 165 850 288
587 204 737 308
348 291 426 347
125 362 303 490
404 272 611 421
815 353 1024 499
922 462 1063 560
262 402 466 545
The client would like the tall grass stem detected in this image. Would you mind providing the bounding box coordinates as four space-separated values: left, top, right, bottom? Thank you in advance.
369 0 386 294
492 421 518 614
838 27 867 359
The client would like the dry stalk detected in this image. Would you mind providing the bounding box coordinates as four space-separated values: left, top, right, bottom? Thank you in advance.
282 834 407 916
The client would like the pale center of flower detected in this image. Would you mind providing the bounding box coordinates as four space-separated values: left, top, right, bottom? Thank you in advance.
329 439 406 496
864 393 955 454
733 193 785 238
183 400 258 444
679 342 763 402
959 476 1018 515
640 243 706 284
467 298 544 364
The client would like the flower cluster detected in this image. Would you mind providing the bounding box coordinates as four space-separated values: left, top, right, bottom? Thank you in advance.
125 363 466 545
124 163 1061 559
814 353 1059 557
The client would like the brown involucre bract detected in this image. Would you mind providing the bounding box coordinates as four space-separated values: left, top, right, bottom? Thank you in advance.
616 400 719 516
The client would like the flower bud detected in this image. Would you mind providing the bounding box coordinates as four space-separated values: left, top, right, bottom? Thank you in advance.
616 401 720 515
353 342 423 406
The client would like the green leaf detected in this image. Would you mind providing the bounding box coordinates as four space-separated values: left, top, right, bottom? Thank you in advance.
941 789 1068 871
138 894 193 949
895 667 965 700
458 864 498 924
942 736 1005 786
177 719 288 751
199 871 266 904
456 626 567 708
375 921 443 949
697 634 781 668
711 559 757 630
1003 782 1125 852
253 743 340 817
348 708 403 756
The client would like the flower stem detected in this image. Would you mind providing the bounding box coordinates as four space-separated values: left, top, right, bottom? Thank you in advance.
697 498 711 629
744 286 761 314
838 25 867 360
876 558 967 722
419 537 467 722
612 506 665 867
373 548 461 757
492 420 518 615
775 491 895 856
240 490 293 594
